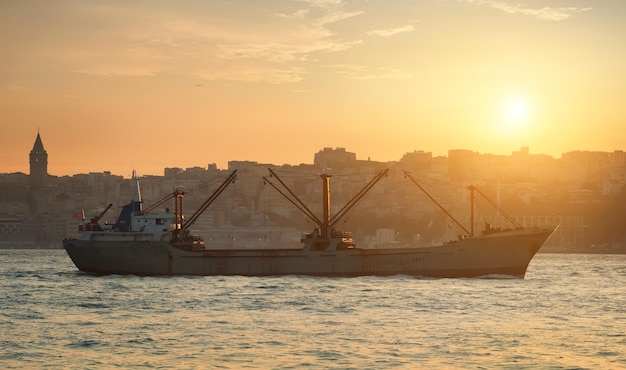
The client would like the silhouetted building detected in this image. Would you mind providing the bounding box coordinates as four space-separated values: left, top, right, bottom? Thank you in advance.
314 147 356 169
448 149 478 183
29 131 48 191
399 150 432 172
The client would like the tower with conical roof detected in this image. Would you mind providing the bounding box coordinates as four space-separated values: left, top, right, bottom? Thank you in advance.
29 131 48 192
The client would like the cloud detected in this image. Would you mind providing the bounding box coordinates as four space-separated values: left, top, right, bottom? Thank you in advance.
325 64 412 80
55 2 365 83
7 84 31 92
295 0 346 7
367 25 414 37
315 9 364 26
0 1 365 84
199 67 307 84
275 9 310 19
461 0 591 21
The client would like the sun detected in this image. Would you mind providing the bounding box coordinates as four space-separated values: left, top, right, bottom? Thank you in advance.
505 99 529 123
498 97 532 134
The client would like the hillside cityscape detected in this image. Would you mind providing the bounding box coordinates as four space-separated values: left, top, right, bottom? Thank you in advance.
1 132 625 253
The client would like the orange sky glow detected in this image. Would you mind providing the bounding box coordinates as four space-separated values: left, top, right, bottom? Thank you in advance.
1 0 624 177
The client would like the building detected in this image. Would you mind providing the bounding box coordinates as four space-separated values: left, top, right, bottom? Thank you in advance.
28 131 49 215
29 131 48 192
314 147 357 169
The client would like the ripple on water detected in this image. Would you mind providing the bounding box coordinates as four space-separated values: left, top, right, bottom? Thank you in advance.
1 251 625 369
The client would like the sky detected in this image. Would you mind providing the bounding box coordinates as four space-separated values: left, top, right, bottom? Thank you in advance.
1 0 624 177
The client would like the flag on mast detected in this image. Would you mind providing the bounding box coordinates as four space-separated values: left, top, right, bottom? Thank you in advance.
72 209 85 219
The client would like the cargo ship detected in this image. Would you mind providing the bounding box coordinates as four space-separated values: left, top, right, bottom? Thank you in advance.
63 169 557 277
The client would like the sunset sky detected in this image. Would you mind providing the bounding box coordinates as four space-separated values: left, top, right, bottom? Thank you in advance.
1 0 624 177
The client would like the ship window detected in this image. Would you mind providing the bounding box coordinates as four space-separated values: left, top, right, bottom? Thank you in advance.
156 219 164 225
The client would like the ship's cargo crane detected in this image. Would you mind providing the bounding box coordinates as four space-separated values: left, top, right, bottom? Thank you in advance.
144 190 185 214
91 203 113 223
84 203 113 231
263 168 388 250
172 170 237 241
403 170 524 237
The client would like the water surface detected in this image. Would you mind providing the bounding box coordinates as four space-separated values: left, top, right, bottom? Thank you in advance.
1 250 624 369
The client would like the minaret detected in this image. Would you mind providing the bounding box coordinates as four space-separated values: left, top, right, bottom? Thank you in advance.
29 130 48 192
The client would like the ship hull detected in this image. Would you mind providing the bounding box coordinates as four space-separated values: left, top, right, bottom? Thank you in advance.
63 227 555 278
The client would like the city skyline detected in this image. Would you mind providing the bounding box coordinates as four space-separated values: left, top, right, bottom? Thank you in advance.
1 131 625 178
2 1 625 176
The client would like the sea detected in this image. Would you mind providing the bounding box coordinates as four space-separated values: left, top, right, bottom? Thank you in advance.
1 250 624 370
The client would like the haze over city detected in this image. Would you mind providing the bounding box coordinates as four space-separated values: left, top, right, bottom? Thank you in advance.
2 0 624 176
